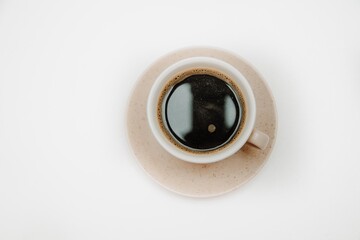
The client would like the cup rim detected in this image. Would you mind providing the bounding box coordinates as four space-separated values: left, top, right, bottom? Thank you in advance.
147 56 256 164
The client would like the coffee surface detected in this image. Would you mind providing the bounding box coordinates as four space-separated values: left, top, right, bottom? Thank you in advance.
164 74 242 150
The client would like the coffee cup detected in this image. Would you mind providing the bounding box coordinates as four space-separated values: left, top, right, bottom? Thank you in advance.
147 56 269 164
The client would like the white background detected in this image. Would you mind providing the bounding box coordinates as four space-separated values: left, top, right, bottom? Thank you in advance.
1 0 360 239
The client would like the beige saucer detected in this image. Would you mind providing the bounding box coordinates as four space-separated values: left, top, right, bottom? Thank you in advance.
127 47 277 198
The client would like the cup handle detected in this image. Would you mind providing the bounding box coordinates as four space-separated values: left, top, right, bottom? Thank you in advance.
247 129 270 150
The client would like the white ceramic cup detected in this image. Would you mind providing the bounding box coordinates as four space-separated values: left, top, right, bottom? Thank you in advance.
147 57 269 164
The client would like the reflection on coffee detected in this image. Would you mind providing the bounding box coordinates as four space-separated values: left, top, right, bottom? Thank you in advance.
157 68 246 153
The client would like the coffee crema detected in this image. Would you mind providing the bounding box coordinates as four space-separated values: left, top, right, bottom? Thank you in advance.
157 68 246 154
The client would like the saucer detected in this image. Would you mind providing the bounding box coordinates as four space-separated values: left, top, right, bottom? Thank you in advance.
126 47 277 197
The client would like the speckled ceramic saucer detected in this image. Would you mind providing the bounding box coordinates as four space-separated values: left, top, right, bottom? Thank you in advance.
126 47 277 198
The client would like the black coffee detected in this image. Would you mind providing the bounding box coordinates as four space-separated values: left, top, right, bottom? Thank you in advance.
159 69 244 152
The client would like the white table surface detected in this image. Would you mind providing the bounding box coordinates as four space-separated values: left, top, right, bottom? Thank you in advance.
1 0 360 239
